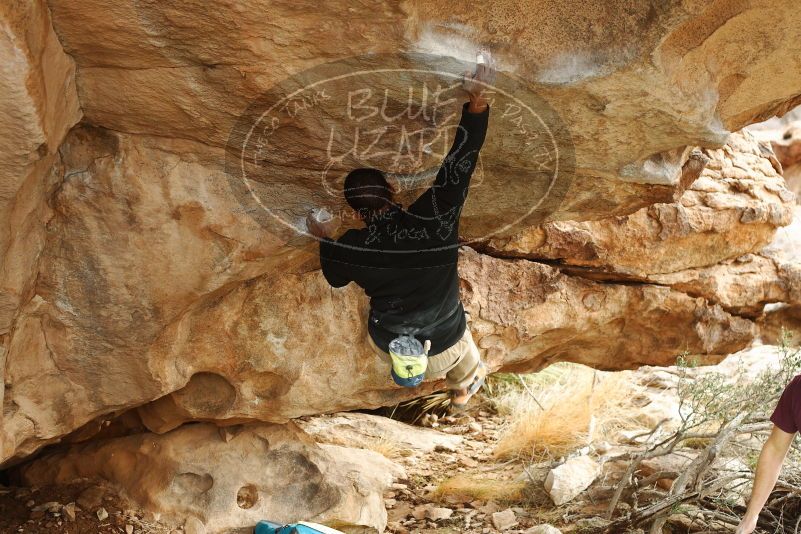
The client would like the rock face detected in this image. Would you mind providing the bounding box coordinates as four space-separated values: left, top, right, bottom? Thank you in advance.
760 305 801 346
297 412 462 454
40 0 801 224
0 1 81 449
484 131 794 276
460 248 755 372
16 243 755 457
646 206 801 319
756 206 801 343
15 422 403 533
0 0 81 337
3 0 801 529
767 121 801 201
1 127 777 468
744 112 801 342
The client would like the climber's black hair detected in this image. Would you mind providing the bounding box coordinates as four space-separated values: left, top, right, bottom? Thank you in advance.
343 168 392 215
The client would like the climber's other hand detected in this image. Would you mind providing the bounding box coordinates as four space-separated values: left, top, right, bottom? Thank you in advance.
306 213 339 239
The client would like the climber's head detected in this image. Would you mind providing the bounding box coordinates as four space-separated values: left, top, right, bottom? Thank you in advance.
343 168 393 221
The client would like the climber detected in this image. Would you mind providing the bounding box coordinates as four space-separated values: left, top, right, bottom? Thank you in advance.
736 374 801 533
306 52 496 409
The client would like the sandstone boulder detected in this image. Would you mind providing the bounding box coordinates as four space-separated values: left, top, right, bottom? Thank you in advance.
121 247 756 436
761 205 801 300
297 412 462 454
644 207 800 323
644 253 789 317
757 206 801 342
483 131 794 276
773 122 801 165
760 305 801 346
15 422 404 533
3 0 801 473
42 0 801 224
770 120 801 201
2 235 757 465
0 0 82 323
0 0 81 445
460 248 754 373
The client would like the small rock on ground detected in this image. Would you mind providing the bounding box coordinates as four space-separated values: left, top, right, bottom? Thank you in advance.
62 502 77 521
426 506 453 521
492 509 517 530
76 485 106 510
525 525 562 534
545 455 600 506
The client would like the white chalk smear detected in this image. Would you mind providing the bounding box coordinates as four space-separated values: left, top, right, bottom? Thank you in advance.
620 154 683 186
414 22 480 64
535 50 630 85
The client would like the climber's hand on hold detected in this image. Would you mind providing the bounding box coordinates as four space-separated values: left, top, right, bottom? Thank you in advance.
385 174 402 194
462 50 495 113
462 50 496 97
306 211 339 239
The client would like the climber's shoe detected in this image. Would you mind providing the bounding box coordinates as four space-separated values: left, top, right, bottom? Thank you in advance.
449 362 488 411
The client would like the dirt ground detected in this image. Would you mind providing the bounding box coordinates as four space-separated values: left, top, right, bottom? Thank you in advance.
0 479 175 534
378 405 579 534
0 400 544 534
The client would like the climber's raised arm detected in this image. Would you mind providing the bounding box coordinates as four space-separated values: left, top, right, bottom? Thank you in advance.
408 52 495 219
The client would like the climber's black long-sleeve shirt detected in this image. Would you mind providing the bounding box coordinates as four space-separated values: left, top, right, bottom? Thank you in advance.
320 101 490 354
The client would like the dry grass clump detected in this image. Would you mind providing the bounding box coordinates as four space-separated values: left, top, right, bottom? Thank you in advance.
434 474 528 503
681 435 714 450
485 364 571 417
363 437 402 459
493 364 636 461
384 391 451 424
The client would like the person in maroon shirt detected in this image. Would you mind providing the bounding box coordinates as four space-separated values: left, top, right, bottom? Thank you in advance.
737 375 801 533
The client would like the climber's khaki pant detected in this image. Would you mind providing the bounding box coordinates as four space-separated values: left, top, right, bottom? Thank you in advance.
368 327 481 390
